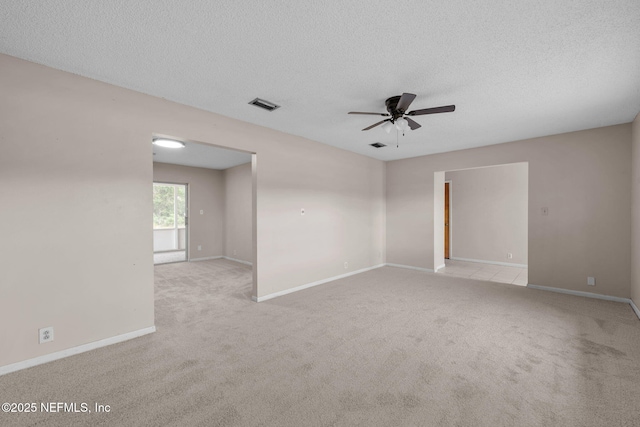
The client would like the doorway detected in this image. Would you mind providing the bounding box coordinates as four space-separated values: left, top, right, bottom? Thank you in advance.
435 163 529 286
153 182 188 264
151 135 257 299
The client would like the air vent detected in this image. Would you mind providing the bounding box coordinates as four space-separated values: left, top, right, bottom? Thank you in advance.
370 142 386 148
249 98 280 111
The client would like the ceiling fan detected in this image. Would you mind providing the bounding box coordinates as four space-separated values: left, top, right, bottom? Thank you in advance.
348 93 455 132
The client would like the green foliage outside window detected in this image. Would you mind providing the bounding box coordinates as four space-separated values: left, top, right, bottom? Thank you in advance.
153 184 186 229
176 186 186 227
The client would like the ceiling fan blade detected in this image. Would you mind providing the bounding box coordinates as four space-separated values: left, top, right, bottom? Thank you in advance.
407 105 456 116
396 93 417 112
405 117 421 130
348 111 390 116
362 119 390 131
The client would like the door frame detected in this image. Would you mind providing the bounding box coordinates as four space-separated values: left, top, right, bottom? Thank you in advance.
445 180 452 259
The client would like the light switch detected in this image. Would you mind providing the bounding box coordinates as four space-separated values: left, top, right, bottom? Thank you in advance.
200 210 204 215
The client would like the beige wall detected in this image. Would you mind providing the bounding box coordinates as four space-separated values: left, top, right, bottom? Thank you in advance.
0 54 385 368
632 113 640 304
153 163 225 259
224 162 253 263
445 163 528 265
387 124 632 298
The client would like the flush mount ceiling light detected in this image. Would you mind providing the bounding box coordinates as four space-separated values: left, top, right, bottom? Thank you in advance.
152 138 185 148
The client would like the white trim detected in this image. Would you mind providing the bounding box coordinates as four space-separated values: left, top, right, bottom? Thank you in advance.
435 264 446 272
153 248 187 254
450 257 527 268
0 326 156 377
630 299 640 321
222 256 252 266
189 256 223 262
253 264 385 302
188 256 252 266
385 263 435 273
527 284 631 304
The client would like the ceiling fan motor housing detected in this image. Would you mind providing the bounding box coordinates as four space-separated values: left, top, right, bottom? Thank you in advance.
385 96 403 121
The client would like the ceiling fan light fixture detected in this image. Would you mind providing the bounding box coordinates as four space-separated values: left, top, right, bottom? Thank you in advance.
395 117 408 131
152 138 186 149
382 121 394 133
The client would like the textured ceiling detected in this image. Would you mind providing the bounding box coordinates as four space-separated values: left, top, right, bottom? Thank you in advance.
1 1 639 162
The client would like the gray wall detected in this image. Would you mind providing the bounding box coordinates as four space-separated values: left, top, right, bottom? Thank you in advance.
445 163 528 265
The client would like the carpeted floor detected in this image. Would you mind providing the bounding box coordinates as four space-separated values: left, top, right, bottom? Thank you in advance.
1 259 640 426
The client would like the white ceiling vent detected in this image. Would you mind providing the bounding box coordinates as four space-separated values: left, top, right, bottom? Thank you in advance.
249 98 280 111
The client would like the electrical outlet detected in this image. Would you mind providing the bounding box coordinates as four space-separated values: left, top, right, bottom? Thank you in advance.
301 208 305 216
233 250 237 256
197 245 202 251
39 327 54 344
507 253 513 259
344 262 348 269
587 277 595 286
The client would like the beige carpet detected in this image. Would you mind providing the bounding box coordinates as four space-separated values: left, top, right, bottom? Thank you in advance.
1 259 640 426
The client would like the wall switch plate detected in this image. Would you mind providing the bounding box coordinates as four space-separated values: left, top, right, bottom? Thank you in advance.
507 253 513 259
301 208 305 215
200 210 204 215
39 327 54 344
344 262 348 269
541 207 549 216
233 250 237 256
197 245 202 251
587 277 595 286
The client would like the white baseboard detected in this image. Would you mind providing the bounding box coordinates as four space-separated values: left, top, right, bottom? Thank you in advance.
435 264 446 272
253 264 385 302
189 256 223 262
631 299 640 321
529 284 640 320
527 284 631 304
450 257 527 268
189 256 252 266
385 263 435 273
223 256 252 266
0 326 156 377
